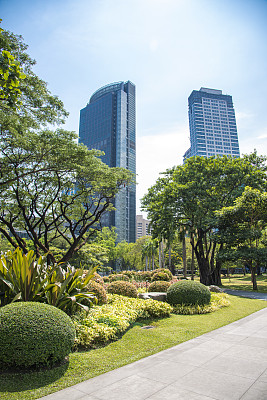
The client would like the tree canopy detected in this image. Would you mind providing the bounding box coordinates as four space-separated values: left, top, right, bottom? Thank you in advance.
142 154 267 285
0 27 134 264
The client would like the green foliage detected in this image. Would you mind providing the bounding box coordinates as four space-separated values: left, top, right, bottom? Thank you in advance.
0 302 75 369
166 281 211 306
107 280 138 298
44 265 97 315
151 271 170 282
74 294 172 349
109 273 130 282
92 272 105 286
142 153 267 285
134 270 152 282
103 276 110 283
172 293 230 314
152 268 173 280
149 280 171 292
0 247 54 305
85 281 107 305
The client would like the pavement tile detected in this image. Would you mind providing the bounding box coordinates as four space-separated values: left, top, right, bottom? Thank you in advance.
38 387 88 400
192 339 234 354
210 333 247 343
147 385 217 399
240 380 267 400
88 374 166 400
137 360 196 384
172 368 254 400
240 336 267 349
202 355 267 379
168 348 218 367
258 368 267 383
222 344 267 363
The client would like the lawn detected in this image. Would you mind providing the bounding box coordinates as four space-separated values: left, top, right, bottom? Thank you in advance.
221 273 267 293
0 295 266 400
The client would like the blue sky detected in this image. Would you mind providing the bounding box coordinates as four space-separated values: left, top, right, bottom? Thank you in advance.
1 0 267 213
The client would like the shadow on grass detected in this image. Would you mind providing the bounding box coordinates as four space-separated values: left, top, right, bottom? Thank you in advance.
0 361 69 393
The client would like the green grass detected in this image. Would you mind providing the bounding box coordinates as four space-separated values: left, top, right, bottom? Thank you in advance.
221 273 267 293
0 295 266 400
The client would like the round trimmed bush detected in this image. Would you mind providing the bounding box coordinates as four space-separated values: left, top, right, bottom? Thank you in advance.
149 280 171 292
152 268 173 281
107 280 138 298
166 281 211 306
86 281 107 305
109 273 129 282
103 276 110 283
151 272 170 282
134 271 152 282
92 272 104 286
121 270 134 279
0 302 75 369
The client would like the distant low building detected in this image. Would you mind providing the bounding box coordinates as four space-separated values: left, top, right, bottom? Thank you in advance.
136 215 150 240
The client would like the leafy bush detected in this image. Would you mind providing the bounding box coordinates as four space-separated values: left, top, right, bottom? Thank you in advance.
0 248 54 305
74 294 172 349
152 268 173 281
172 293 230 314
121 270 134 279
92 272 105 287
107 280 138 298
45 265 97 314
166 281 211 306
103 276 110 283
151 272 170 282
149 280 171 292
0 302 75 369
109 273 130 282
134 271 152 282
85 281 107 305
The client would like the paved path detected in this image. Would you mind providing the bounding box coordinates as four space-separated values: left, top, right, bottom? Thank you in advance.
224 289 267 301
39 306 267 400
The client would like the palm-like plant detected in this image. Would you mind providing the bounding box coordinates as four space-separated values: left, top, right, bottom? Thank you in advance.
0 248 53 305
44 265 97 314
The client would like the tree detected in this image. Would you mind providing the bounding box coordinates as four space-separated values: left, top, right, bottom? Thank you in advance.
0 29 134 264
215 187 267 290
0 129 132 264
0 20 26 109
142 154 267 286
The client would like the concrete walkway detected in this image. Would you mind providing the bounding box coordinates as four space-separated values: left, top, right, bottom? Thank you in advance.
224 289 267 301
39 306 267 400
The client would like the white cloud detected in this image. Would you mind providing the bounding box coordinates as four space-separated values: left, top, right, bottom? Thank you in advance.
136 123 189 215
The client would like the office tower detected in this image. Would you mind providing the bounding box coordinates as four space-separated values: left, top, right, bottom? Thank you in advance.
136 215 151 240
184 88 240 161
79 81 136 243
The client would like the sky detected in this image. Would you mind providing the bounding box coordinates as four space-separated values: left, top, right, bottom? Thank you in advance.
1 0 267 215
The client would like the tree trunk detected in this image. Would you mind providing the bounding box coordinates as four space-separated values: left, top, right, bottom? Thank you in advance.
191 234 195 280
159 242 161 268
145 256 148 271
182 236 187 278
250 264 258 291
152 255 155 270
161 241 165 268
168 245 171 270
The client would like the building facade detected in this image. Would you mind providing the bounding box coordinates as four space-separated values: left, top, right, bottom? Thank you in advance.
79 81 136 243
184 87 240 161
136 215 150 241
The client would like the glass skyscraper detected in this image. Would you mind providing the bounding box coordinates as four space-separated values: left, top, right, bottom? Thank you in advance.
79 81 136 243
184 87 240 161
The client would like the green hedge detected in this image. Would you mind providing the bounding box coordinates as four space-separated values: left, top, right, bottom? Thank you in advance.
166 281 211 306
107 280 138 298
149 280 171 292
0 302 75 369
